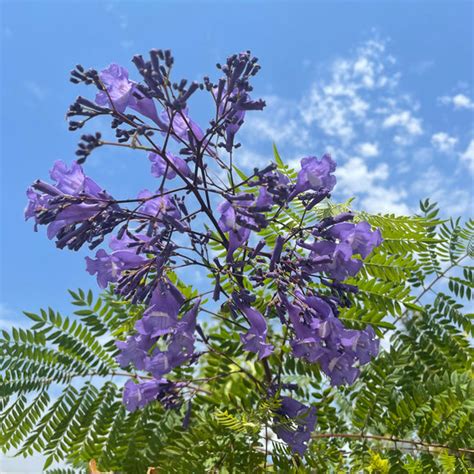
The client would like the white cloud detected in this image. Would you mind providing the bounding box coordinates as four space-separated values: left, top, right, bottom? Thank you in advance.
336 157 410 215
382 110 423 144
0 302 14 318
300 39 397 143
244 37 422 155
460 139 474 174
357 142 379 157
233 149 271 170
336 157 388 193
439 93 474 110
360 186 410 215
244 37 422 161
411 165 471 215
431 132 458 153
243 95 310 149
240 36 470 217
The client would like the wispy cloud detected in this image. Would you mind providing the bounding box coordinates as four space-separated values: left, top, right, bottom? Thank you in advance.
336 157 410 215
431 132 458 153
240 36 471 217
24 81 47 101
242 95 310 149
411 166 472 215
300 39 401 144
460 139 474 175
382 110 423 145
357 142 379 158
0 303 29 331
439 93 474 110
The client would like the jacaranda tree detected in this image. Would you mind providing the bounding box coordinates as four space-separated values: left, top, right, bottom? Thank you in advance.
1 50 472 473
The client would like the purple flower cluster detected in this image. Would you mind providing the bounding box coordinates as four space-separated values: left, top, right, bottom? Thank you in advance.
274 397 317 455
117 283 200 411
25 161 125 250
27 49 384 455
95 64 160 125
123 378 184 412
232 292 274 360
281 291 379 386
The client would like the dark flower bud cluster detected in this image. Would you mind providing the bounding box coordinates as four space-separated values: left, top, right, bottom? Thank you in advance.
26 49 383 456
75 132 102 163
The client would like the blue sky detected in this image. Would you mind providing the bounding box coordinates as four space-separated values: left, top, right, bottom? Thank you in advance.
1 0 473 469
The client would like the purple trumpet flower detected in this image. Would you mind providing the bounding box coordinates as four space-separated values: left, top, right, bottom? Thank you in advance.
149 152 192 180
218 189 273 261
135 279 185 338
326 221 382 258
95 64 162 126
274 397 317 455
85 233 148 288
319 352 360 386
289 155 336 200
269 236 285 271
159 107 205 142
299 240 363 281
28 49 387 435
115 333 154 370
281 291 380 386
340 326 379 365
136 189 182 226
25 161 126 249
216 52 266 151
122 378 167 412
146 300 200 378
25 161 102 223
233 295 273 359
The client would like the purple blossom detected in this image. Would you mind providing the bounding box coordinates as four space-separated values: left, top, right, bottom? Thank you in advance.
282 294 325 364
289 155 336 200
115 333 154 370
137 189 182 225
85 234 147 288
146 300 200 378
135 279 185 338
318 353 360 386
95 64 160 124
149 152 192 180
218 90 246 152
340 326 379 365
85 249 121 288
29 49 387 425
217 199 250 261
274 397 317 455
24 187 49 222
123 378 166 412
159 107 204 142
234 297 273 359
215 52 266 151
281 292 379 386
43 160 102 199
254 166 292 205
50 160 101 196
25 161 120 247
217 190 271 261
301 241 363 281
223 107 245 152
327 221 382 258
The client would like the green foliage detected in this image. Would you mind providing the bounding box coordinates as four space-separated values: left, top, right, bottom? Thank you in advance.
1 200 473 472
